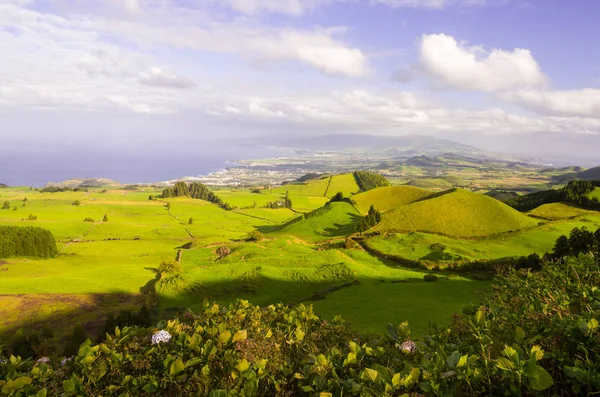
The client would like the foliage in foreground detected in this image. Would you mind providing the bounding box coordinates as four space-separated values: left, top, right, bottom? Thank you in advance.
3 255 600 395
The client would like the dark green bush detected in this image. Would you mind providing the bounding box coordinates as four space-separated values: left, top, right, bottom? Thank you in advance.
423 274 438 282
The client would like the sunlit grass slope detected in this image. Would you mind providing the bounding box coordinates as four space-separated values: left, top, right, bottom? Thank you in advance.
374 188 539 237
353 185 433 214
325 174 361 198
272 201 361 242
528 202 596 220
406 178 453 190
169 238 486 334
367 214 600 262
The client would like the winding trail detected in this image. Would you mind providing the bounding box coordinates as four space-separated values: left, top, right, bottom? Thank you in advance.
60 222 99 252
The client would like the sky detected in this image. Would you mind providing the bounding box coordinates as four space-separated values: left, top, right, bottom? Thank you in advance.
1 0 600 184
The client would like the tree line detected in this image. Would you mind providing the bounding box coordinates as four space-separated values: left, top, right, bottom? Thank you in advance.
0 225 58 259
40 186 88 193
353 171 390 192
506 180 600 211
161 181 232 210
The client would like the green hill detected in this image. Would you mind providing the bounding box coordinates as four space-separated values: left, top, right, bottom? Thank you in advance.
353 186 433 215
406 178 453 190
373 189 538 237
273 201 361 242
578 166 600 180
326 174 361 198
528 202 595 220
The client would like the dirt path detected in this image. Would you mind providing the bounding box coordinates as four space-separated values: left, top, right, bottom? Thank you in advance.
60 221 99 252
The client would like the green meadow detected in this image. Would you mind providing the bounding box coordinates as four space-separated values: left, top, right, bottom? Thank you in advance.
1 174 597 340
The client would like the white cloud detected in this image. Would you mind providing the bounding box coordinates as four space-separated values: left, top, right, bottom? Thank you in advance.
501 89 600 118
419 33 547 92
138 67 196 89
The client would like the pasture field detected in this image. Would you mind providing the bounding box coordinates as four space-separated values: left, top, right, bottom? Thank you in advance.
2 175 597 342
590 187 600 200
367 214 600 261
374 189 539 237
353 185 432 214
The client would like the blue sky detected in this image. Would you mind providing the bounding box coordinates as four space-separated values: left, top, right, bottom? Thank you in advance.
1 0 599 183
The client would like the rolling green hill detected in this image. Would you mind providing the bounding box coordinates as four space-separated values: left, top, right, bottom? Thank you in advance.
578 166 600 180
406 178 453 190
353 186 432 214
272 201 361 242
528 202 596 220
373 189 539 237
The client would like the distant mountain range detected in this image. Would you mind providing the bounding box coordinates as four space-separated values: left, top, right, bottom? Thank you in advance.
246 133 484 156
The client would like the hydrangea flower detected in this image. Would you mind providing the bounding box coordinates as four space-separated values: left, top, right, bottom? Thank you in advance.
399 340 417 354
36 357 50 364
152 330 172 345
61 357 73 367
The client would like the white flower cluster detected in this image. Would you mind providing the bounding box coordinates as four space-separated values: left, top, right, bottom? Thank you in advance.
36 357 50 364
399 340 417 354
152 330 172 345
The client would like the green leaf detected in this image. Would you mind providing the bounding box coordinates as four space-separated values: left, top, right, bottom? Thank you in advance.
36 389 48 397
80 355 96 366
387 323 399 340
295 327 305 342
320 393 333 397
447 351 460 369
530 345 544 361
588 318 599 333
232 330 247 343
170 358 185 376
362 368 379 383
528 365 554 391
185 357 204 369
392 373 401 388
503 345 519 364
63 379 76 393
474 310 485 326
515 326 525 342
13 377 32 389
218 330 232 344
236 359 251 373
457 355 468 368
496 357 515 371
344 352 357 366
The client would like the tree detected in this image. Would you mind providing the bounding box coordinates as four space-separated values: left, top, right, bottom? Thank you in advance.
102 214 109 222
188 217 194 225
2 201 10 210
330 192 344 202
552 235 570 258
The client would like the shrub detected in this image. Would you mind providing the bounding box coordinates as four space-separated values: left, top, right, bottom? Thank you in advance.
1 201 9 210
83 217 94 222
27 214 37 221
217 245 231 258
430 243 446 252
72 200 81 206
188 217 194 225
423 274 438 282
329 191 344 202
157 260 182 275
101 214 109 222
247 230 263 242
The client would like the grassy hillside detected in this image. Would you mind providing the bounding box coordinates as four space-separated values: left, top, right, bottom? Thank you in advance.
374 189 539 237
578 166 600 180
590 187 600 200
272 201 361 242
367 213 600 262
325 174 361 198
406 178 453 190
528 202 596 220
169 238 485 334
353 185 432 214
